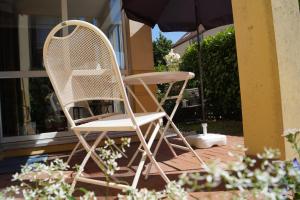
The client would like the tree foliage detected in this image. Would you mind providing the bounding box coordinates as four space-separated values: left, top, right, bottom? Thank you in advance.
152 32 173 66
180 26 241 120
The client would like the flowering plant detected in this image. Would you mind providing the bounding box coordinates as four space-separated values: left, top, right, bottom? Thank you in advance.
0 137 131 200
97 137 131 176
0 159 96 200
178 129 300 200
181 148 300 200
283 129 300 160
164 49 181 71
1 131 299 200
283 129 300 198
118 181 188 200
122 129 300 200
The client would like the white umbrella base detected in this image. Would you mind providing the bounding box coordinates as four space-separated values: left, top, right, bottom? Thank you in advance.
185 133 227 149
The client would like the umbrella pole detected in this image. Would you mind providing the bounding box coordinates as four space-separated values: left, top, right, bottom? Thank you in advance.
194 0 205 122
196 25 205 122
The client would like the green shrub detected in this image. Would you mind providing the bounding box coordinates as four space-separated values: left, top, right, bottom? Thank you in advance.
153 33 172 66
180 26 241 120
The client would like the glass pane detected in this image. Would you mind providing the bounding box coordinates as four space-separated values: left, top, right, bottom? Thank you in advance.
0 0 125 72
0 0 126 137
0 0 61 71
68 0 125 69
0 78 67 137
30 16 61 70
0 77 120 137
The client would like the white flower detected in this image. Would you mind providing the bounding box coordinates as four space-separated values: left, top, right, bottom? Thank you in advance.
11 173 20 181
164 49 181 71
165 181 188 200
3 185 20 195
257 148 280 160
283 128 300 136
120 188 161 200
80 191 97 200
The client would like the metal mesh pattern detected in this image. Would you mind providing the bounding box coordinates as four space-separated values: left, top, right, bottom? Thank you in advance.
44 25 123 107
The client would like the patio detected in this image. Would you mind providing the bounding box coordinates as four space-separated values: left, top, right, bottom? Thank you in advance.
0 135 244 199
0 0 299 198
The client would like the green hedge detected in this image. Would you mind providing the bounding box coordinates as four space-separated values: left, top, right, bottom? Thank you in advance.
180 26 242 120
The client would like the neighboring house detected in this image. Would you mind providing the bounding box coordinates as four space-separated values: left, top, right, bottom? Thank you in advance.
0 0 155 158
173 25 232 56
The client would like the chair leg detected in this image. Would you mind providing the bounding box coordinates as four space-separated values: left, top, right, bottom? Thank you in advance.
67 132 90 164
145 120 207 179
161 130 178 157
67 132 128 165
154 121 178 159
66 141 81 164
127 122 154 167
70 130 106 194
128 122 177 169
70 148 93 194
170 121 206 166
144 120 178 180
131 121 161 188
132 120 170 187
144 129 168 180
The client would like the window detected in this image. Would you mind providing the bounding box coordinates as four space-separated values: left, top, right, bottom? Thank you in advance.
109 25 125 69
0 0 125 141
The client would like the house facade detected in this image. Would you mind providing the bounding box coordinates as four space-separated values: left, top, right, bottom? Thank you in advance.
173 25 232 56
0 0 155 159
1 0 298 162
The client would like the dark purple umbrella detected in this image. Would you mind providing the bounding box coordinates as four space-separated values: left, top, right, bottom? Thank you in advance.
122 0 233 121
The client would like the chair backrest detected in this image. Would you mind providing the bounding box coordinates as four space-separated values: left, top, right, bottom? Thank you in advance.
43 20 132 127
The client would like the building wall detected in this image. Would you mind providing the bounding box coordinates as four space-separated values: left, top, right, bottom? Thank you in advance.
173 25 232 56
127 20 157 113
232 0 300 159
173 40 191 56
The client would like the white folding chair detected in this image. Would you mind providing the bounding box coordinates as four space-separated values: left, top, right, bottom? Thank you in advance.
43 20 170 192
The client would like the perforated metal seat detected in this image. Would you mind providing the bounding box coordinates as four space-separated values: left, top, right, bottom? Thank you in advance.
73 112 165 132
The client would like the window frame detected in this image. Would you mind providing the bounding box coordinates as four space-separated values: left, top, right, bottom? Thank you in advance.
0 0 130 149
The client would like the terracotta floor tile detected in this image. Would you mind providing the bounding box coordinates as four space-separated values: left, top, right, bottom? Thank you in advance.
0 135 244 199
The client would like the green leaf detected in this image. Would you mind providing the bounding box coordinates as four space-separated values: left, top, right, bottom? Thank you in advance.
153 33 173 66
179 26 241 120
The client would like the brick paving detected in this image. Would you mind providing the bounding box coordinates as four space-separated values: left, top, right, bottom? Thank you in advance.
0 136 244 199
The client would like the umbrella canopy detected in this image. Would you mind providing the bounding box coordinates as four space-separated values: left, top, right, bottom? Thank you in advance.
122 0 233 32
122 0 233 121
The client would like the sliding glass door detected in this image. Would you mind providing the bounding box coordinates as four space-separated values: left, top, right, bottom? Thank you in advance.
0 0 125 148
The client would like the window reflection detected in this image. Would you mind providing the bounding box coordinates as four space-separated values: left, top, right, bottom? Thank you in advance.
0 78 68 136
68 0 125 69
0 78 120 137
0 0 125 137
